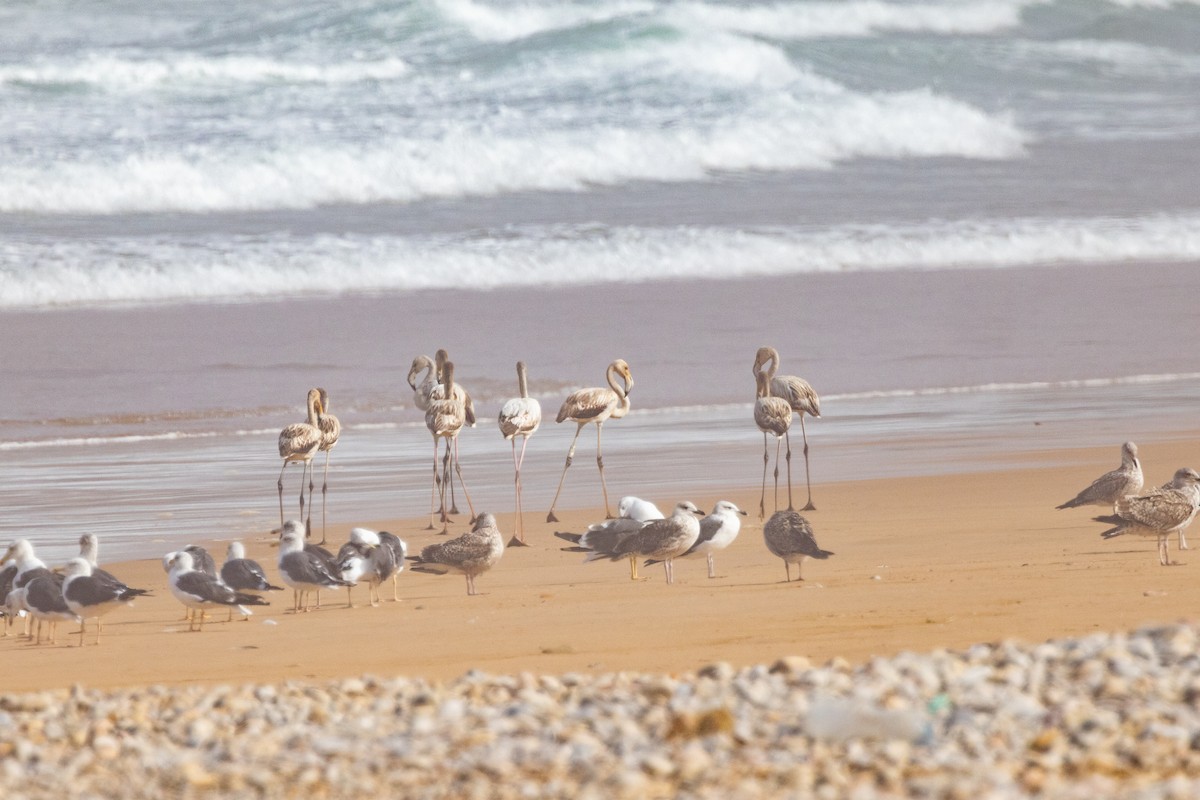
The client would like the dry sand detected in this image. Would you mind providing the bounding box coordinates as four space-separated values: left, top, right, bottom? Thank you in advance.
5 437 1199 693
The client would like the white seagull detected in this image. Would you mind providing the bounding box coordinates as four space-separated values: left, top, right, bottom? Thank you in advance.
167 551 269 631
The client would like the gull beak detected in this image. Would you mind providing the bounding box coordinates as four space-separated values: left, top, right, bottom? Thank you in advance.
737 510 748 516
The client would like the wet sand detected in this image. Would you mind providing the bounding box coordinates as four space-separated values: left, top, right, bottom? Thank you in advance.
5 436 1199 694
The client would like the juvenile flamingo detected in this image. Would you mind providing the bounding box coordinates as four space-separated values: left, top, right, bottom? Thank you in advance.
753 346 821 511
277 388 323 533
754 368 793 520
546 359 633 522
498 361 542 546
426 361 476 533
315 387 341 546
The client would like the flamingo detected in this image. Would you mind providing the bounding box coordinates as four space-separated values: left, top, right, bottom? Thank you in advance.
426 361 476 533
753 346 820 511
277 388 323 532
754 367 793 520
314 387 341 546
546 359 634 522
498 361 542 546
411 349 476 517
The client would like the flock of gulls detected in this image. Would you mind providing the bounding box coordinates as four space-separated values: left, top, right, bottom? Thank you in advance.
1055 440 1200 567
2 344 1191 647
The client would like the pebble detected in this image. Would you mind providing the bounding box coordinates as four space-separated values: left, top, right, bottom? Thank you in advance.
2 622 1200 797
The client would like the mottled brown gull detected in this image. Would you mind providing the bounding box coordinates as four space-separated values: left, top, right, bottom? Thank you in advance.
410 512 505 596
563 501 702 584
763 510 834 583
1096 467 1200 566
1056 440 1143 510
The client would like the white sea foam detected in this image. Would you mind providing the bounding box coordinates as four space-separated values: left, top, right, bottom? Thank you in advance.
3 213 1199 310
433 0 655 41
0 54 410 90
666 0 1039 39
0 86 1023 214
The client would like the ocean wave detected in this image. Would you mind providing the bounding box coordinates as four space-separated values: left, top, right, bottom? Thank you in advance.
433 0 656 41
0 88 1023 215
3 213 1199 309
666 0 1038 39
0 54 410 91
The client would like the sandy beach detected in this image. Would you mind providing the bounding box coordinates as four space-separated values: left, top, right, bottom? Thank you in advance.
6 436 1199 693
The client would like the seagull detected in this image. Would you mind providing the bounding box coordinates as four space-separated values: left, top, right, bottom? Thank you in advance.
378 531 408 602
652 500 747 579
220 541 284 621
763 510 834 582
1157 467 1197 550
0 539 57 590
553 496 664 579
618 496 664 522
336 528 398 608
183 544 218 577
23 575 79 645
166 551 269 631
278 520 352 612
562 501 703 584
62 557 148 646
0 562 19 637
1057 441 1143 510
1095 467 1200 566
410 513 505 596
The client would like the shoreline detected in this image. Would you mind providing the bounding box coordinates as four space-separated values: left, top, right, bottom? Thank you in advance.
4 437 1199 694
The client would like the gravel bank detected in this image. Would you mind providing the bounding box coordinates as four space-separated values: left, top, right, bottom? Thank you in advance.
3 622 1200 798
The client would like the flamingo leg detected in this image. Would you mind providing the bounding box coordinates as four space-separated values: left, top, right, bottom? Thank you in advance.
784 429 794 511
799 414 815 511
773 436 782 514
547 425 584 523
760 432 770 520
440 441 454 525
277 460 290 528
510 438 530 546
298 460 311 537
428 436 440 530
594 422 614 518
452 436 477 522
319 449 331 546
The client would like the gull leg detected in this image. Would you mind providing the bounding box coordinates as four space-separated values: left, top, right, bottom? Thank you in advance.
707 553 716 579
